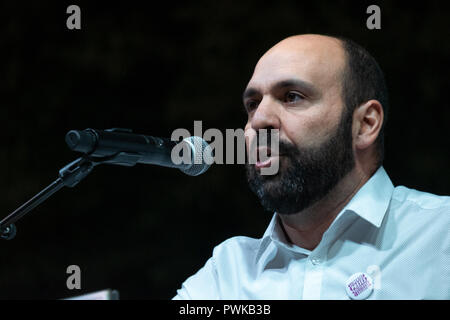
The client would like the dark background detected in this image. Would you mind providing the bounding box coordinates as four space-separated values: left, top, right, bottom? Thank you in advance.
1 1 449 299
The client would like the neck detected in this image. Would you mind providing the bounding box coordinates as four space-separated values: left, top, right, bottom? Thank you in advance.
279 166 372 250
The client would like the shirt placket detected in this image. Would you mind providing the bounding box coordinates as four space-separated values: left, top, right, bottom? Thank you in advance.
301 248 326 299
300 213 355 299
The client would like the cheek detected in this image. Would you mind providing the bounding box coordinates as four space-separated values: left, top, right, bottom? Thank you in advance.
280 107 339 148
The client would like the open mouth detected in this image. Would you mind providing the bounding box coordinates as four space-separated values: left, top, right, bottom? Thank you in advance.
256 147 278 168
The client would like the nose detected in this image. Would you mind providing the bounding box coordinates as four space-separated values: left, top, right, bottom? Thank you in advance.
249 96 281 131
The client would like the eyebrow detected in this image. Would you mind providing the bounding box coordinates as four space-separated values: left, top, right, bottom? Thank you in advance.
243 78 319 101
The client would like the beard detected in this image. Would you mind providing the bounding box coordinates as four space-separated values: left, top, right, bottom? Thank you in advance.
245 108 355 215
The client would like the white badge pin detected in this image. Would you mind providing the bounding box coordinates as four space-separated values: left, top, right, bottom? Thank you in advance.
345 272 374 300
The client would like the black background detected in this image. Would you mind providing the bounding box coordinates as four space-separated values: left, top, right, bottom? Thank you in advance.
1 1 449 299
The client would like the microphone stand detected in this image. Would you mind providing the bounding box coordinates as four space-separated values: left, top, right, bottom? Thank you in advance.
0 151 141 240
0 157 95 240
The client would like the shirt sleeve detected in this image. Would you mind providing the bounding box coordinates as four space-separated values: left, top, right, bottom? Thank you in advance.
172 256 221 300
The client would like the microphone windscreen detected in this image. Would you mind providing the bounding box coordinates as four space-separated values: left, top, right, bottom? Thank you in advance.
180 136 213 176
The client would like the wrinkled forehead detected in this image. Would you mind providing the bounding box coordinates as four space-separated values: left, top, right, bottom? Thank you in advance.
248 36 346 93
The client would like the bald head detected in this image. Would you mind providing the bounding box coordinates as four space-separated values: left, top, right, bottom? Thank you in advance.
254 34 347 94
262 34 344 61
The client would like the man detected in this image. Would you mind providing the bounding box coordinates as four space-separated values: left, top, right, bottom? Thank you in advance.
173 34 449 299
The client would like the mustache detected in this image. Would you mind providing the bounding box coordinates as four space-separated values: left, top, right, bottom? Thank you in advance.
245 137 299 165
250 129 298 155
255 133 298 156
277 140 299 156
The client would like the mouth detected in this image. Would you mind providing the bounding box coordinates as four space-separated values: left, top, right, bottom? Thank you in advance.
255 147 280 169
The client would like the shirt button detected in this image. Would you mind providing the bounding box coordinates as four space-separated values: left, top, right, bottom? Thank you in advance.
311 257 322 265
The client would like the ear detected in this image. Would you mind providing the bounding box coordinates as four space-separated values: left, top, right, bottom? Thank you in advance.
353 100 383 151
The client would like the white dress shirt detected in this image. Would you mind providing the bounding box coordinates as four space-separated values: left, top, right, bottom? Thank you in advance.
173 167 450 299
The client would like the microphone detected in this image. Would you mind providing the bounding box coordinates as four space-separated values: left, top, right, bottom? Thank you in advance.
65 128 213 176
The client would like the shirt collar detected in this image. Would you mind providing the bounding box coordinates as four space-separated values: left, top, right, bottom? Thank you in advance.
343 166 394 228
257 166 394 257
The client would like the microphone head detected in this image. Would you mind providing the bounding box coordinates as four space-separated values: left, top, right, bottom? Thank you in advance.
180 136 213 176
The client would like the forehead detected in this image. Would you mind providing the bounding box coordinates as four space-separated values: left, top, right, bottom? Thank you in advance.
247 36 346 92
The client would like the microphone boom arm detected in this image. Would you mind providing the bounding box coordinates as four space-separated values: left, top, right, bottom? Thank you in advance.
0 150 142 240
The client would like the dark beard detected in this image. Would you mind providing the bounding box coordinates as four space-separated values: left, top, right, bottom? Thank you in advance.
245 109 355 215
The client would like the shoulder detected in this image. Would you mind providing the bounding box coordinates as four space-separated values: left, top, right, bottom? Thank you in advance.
392 185 450 212
207 235 270 278
212 235 262 260
387 185 449 247
173 236 263 300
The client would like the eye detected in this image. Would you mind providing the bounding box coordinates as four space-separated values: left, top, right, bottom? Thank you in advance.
245 99 259 112
284 91 304 103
